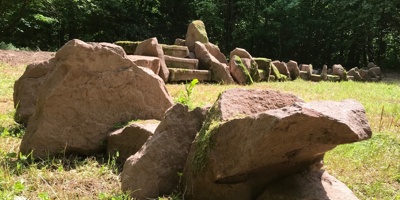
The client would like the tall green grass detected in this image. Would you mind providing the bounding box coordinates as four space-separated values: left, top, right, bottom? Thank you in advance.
1 61 399 199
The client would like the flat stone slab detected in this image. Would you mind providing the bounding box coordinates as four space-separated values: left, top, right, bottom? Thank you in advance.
164 55 199 69
126 55 160 75
310 74 322 82
168 68 211 82
161 45 189 58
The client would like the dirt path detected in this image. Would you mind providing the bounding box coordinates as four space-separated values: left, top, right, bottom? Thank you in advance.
0 49 55 66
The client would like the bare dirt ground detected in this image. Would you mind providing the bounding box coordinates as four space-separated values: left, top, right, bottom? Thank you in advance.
0 49 55 66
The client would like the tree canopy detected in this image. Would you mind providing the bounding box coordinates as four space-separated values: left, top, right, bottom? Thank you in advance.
1 0 399 69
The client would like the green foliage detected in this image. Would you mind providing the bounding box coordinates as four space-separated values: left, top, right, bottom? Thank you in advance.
176 79 199 108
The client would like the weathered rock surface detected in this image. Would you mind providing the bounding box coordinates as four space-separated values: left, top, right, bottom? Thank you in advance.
134 37 169 82
126 55 160 75
272 60 290 78
19 39 173 158
195 41 234 84
229 55 253 85
161 45 189 58
286 60 300 80
114 41 140 54
205 42 227 64
185 20 209 52
230 48 260 83
257 170 358 200
230 48 252 60
174 38 186 46
164 55 198 69
332 64 346 81
321 64 328 80
254 58 272 82
311 74 323 82
121 104 207 199
242 58 260 82
107 120 160 162
168 68 211 82
13 58 57 126
348 67 364 82
183 89 371 199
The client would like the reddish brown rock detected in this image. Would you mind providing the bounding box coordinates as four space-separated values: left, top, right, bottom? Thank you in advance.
168 68 211 82
13 58 57 126
174 38 186 46
121 104 207 199
134 37 169 82
183 89 371 199
272 60 290 78
19 39 173 158
164 55 198 69
286 60 300 80
257 170 358 200
230 48 252 60
195 41 234 84
185 20 209 52
14 42 127 126
126 55 160 75
107 120 160 162
205 42 227 64
229 55 253 85
332 64 346 80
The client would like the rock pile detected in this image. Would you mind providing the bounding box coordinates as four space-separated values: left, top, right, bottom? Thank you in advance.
119 89 371 199
115 20 384 84
14 20 375 200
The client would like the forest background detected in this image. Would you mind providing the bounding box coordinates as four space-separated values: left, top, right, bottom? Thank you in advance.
1 0 400 69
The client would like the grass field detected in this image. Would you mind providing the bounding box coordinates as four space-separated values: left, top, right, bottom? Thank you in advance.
1 63 400 199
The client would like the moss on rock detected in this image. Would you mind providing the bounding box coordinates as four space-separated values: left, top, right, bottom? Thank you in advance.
114 41 141 54
234 55 254 85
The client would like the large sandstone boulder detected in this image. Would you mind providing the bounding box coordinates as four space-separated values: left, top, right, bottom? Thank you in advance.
299 64 313 80
183 89 371 199
205 42 227 64
272 60 290 78
286 60 300 80
257 170 358 200
230 48 260 83
229 55 254 85
332 64 346 81
19 39 174 158
14 42 127 126
107 120 160 162
183 89 306 199
121 104 207 199
13 58 57 126
134 37 169 82
348 67 364 82
195 41 234 84
185 20 209 52
254 58 272 82
230 48 252 59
